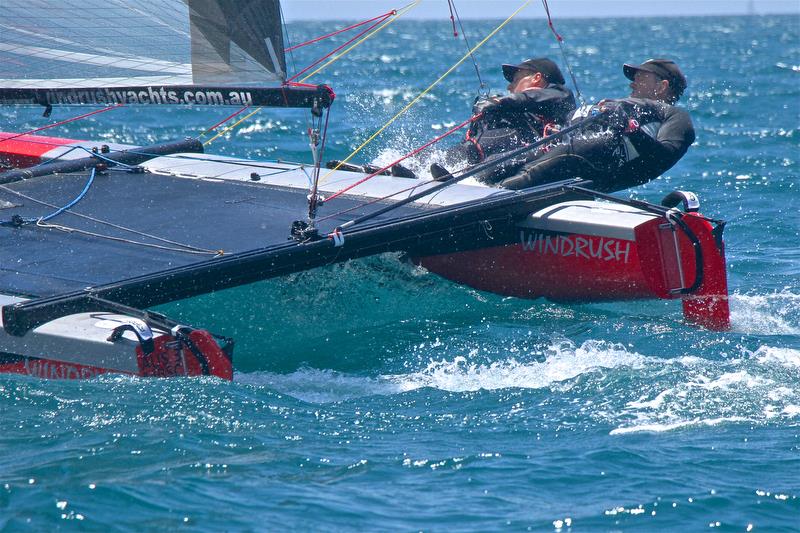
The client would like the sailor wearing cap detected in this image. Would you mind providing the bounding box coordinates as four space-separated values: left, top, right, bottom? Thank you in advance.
328 57 575 179
494 58 695 193
501 57 567 93
436 57 575 173
624 58 687 104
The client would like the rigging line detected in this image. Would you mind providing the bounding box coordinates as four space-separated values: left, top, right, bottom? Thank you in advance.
28 145 83 167
7 137 330 180
298 0 420 83
541 0 584 105
34 221 221 256
211 6 386 153
447 0 458 36
280 3 299 87
108 151 302 173
317 154 507 225
0 137 77 150
282 1 321 169
316 178 438 224
21 144 133 169
449 0 486 91
0 184 220 255
198 105 251 137
338 111 606 230
2 168 96 226
38 145 305 189
38 167 95 222
203 107 263 147
0 105 124 145
79 146 305 172
0 138 303 174
324 115 475 204
286 12 396 83
73 147 139 169
321 0 532 182
285 10 397 52
308 105 332 221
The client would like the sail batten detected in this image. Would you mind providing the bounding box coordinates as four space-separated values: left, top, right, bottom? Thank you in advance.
0 44 192 79
0 0 293 104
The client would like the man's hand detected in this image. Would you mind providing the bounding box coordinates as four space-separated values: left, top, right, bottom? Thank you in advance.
597 99 639 133
624 118 640 133
472 96 502 117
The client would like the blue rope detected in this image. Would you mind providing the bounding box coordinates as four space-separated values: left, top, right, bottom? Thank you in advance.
39 167 96 222
1 168 95 227
77 148 138 169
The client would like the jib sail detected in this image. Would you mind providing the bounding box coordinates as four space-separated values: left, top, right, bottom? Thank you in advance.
0 0 330 108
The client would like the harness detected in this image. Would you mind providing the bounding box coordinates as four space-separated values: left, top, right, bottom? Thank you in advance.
465 111 552 162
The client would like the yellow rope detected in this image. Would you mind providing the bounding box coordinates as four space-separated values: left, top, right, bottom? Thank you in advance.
299 1 420 83
321 0 532 182
203 106 263 147
202 3 418 148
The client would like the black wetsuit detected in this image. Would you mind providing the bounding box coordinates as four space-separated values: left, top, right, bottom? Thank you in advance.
442 83 576 168
494 97 695 192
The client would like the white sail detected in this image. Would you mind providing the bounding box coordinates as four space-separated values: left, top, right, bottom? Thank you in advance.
0 0 286 89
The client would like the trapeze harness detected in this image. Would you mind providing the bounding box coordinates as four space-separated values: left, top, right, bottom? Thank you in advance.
444 83 576 168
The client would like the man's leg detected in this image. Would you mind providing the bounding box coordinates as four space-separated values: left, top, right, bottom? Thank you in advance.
498 135 621 190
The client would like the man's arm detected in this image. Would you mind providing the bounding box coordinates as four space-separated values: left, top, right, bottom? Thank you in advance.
477 84 576 122
626 104 696 167
500 85 575 114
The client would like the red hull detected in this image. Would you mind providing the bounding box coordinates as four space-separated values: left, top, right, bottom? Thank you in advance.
0 132 74 168
0 329 233 380
418 210 730 330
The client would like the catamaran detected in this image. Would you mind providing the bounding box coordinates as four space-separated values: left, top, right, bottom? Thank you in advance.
0 1 730 380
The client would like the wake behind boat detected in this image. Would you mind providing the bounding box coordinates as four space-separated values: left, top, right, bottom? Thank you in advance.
0 1 730 380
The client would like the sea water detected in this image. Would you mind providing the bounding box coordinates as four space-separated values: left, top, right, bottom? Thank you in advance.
1 15 799 531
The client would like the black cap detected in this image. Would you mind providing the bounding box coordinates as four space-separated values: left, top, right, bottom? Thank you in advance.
502 58 565 85
623 58 687 100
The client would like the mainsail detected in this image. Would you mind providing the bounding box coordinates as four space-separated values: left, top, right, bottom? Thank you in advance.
0 0 331 108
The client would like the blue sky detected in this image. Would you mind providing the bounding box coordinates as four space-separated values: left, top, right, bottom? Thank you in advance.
282 0 800 20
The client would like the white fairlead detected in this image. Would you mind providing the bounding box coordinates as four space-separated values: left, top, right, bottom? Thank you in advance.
329 228 345 247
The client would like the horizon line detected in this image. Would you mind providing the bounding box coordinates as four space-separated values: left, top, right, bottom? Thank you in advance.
284 11 799 22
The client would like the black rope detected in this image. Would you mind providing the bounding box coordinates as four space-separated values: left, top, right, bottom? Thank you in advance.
339 112 606 229
449 0 486 93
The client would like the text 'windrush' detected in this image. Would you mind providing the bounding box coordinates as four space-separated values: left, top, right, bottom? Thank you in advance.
520 231 631 263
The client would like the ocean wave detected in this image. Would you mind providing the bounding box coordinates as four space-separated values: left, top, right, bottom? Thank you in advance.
238 341 800 430
608 344 800 434
238 338 651 402
729 290 800 335
610 416 749 435
384 339 648 393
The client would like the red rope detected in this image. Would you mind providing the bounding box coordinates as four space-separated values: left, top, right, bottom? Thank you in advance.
317 177 436 224
286 14 392 83
284 10 396 52
447 0 458 37
201 105 251 135
0 105 124 145
541 0 563 42
323 115 476 204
